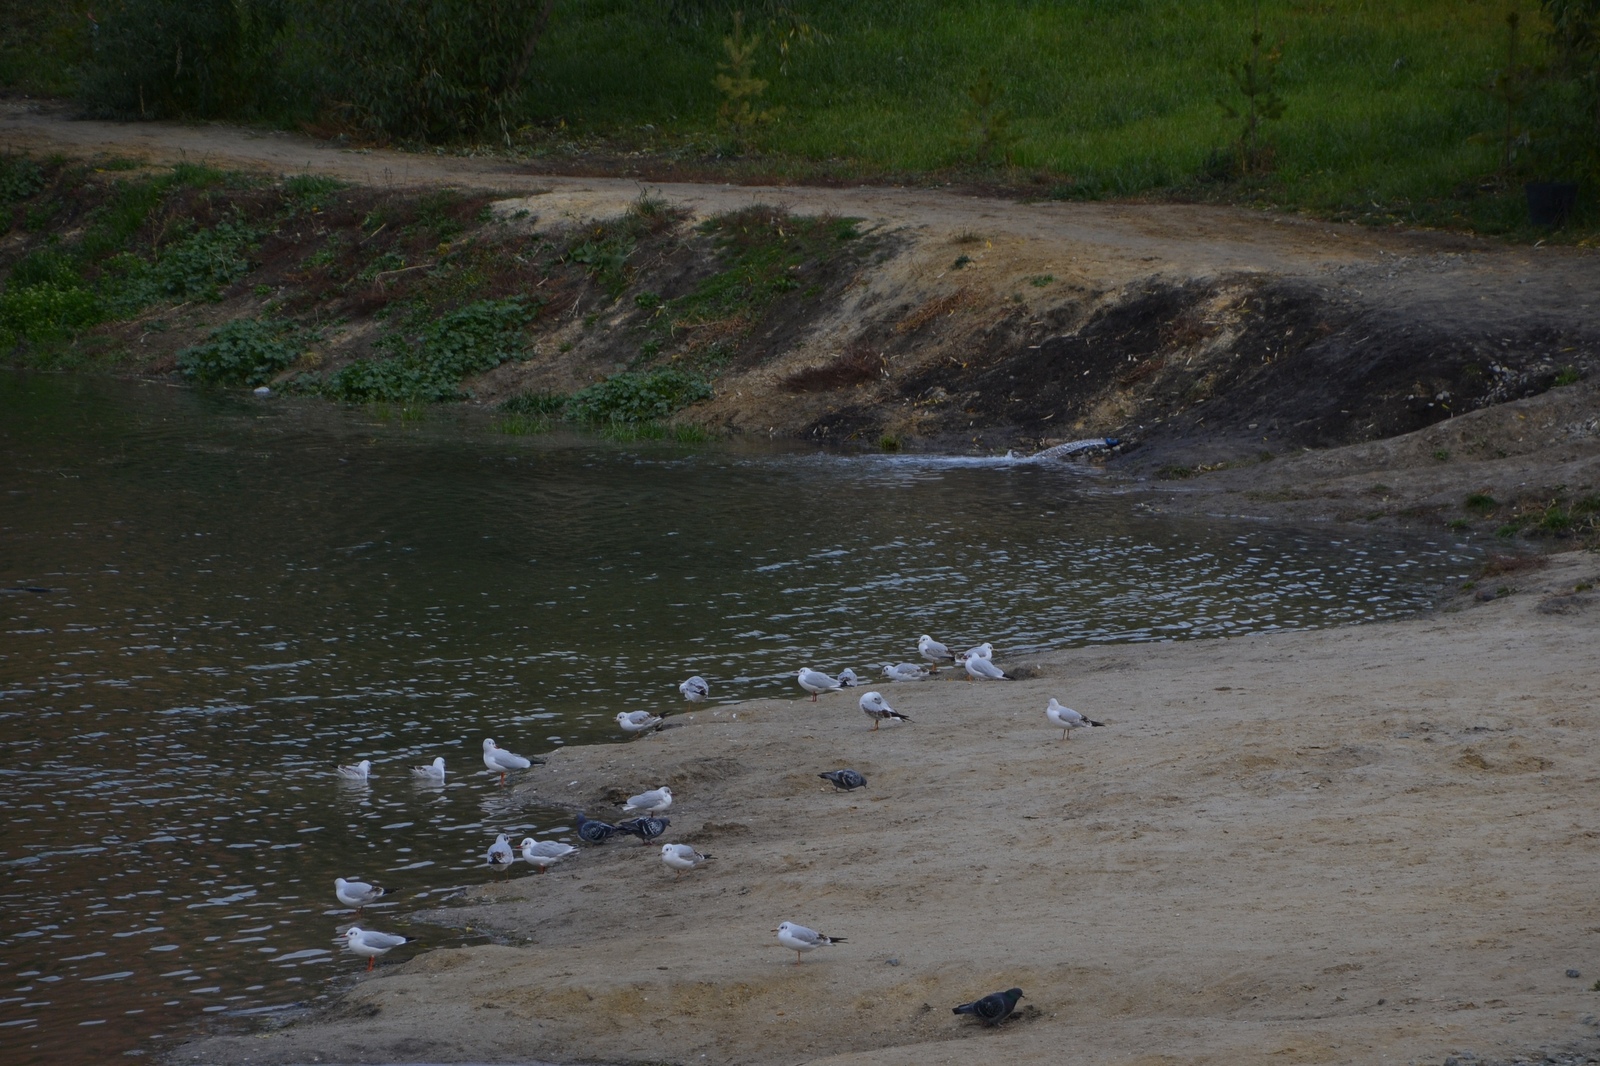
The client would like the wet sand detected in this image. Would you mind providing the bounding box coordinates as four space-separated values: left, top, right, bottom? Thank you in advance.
172 551 1600 1066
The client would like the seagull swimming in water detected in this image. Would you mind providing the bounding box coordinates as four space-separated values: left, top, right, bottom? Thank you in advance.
963 652 1014 681
333 925 410 971
486 833 516 869
336 759 372 783
410 756 445 783
776 921 845 964
679 675 710 702
482 738 540 784
616 710 664 736
1046 697 1104 739
621 786 673 815
576 812 622 844
518 837 577 873
818 769 867 791
660 842 712 879
797 668 842 701
881 662 929 682
334 877 385 912
918 635 957 671
953 987 1025 1026
859 690 912 731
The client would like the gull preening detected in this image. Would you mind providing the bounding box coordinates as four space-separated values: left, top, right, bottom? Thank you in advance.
953 987 1026 1026
486 833 516 869
576 812 622 843
918 635 957 670
964 652 1013 681
334 877 385 911
334 925 410 971
482 738 540 784
336 759 372 783
819 768 867 791
881 662 929 682
776 920 845 964
616 710 664 736
616 816 671 845
410 756 445 782
679 675 710 702
1046 697 1104 739
797 667 842 701
518 837 577 873
836 667 861 688
963 641 994 661
660 842 712 878
859 690 912 730
621 786 673 815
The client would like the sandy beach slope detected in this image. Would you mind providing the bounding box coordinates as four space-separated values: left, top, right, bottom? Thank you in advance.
174 552 1600 1066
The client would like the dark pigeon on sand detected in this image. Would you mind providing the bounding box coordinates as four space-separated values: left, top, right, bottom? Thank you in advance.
819 769 868 791
615 816 671 844
953 987 1025 1027
576 812 622 844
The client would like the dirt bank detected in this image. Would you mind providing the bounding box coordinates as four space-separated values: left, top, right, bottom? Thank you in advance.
172 551 1600 1066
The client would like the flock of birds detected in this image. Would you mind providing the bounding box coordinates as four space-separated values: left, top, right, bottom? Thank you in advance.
327 632 1095 1029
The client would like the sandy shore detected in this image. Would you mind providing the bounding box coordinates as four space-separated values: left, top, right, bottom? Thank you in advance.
174 552 1600 1066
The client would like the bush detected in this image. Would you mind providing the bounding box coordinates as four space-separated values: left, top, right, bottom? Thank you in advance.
566 367 713 423
501 390 568 416
0 284 101 343
0 154 45 209
177 318 303 386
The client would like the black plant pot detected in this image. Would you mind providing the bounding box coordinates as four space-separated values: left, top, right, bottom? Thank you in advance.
1525 181 1579 227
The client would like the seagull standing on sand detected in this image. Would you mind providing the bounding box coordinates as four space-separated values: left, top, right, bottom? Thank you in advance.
963 641 994 661
486 833 516 869
410 756 445 782
616 710 664 736
918 635 957 671
482 738 540 784
859 690 913 730
336 759 372 783
964 652 1014 681
953 988 1026 1026
818 769 867 791
518 837 577 873
333 926 410 971
1046 698 1104 739
621 786 673 815
616 816 671 845
836 667 861 688
660 842 712 879
576 812 622 843
881 662 929 682
776 921 845 964
334 877 385 912
797 668 842 701
679 675 710 702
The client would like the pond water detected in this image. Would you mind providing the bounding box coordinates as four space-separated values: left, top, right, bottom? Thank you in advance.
0 373 1477 1065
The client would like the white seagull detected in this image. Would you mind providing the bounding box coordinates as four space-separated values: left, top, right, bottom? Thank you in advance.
776 920 846 964
410 756 445 782
860 690 913 731
519 837 577 873
335 759 372 783
486 833 516 869
621 786 673 815
616 710 664 736
334 877 385 912
964 652 1013 681
881 662 929 682
482 738 535 784
918 634 957 670
679 675 710 702
836 667 861 688
660 842 712 879
797 667 842 701
333 925 409 971
963 641 994 661
1046 697 1105 740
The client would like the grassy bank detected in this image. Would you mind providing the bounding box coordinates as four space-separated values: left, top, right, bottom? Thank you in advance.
4 1 1596 238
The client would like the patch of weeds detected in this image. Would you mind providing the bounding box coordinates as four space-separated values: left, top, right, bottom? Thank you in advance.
311 296 538 403
501 390 567 416
305 234 345 269
878 433 901 452
565 230 636 298
0 154 46 207
599 420 669 442
1534 506 1573 535
358 251 407 282
109 216 261 307
492 413 554 435
98 158 141 172
952 254 972 269
1432 448 1450 461
637 339 663 363
412 190 466 242
1554 365 1581 386
1494 522 1523 538
1157 464 1195 480
567 367 712 424
1573 495 1600 516
0 284 101 343
177 318 303 388
10 248 83 289
1368 483 1392 495
635 291 662 310
284 174 342 212
672 423 713 443
1029 274 1053 287
168 162 230 190
23 200 62 231
1465 492 1497 513
1447 518 1471 530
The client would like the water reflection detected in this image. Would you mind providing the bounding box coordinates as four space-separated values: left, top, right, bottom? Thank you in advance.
0 373 1475 1064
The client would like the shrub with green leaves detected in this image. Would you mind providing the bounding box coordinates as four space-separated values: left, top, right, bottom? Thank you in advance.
0 154 45 209
177 318 303 387
566 367 713 423
0 284 101 345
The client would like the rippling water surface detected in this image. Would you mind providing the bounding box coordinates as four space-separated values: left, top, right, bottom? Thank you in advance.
0 373 1476 1064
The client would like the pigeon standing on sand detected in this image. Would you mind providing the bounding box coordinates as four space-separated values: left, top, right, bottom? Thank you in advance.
616 816 671 845
486 833 516 869
818 769 867 791
576 812 622 843
918 635 957 670
334 877 385 912
953 987 1025 1026
679 675 710 702
1046 697 1104 739
616 710 664 736
859 690 913 730
660 842 712 878
964 653 1014 681
797 667 842 701
621 786 673 815
776 921 846 964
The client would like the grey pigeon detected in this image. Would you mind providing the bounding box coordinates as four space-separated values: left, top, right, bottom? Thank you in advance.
576 812 622 844
819 769 868 791
615 816 671 845
953 987 1025 1026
